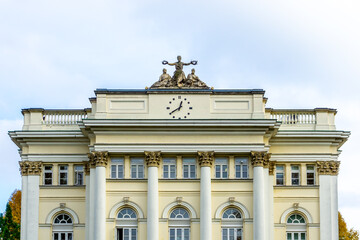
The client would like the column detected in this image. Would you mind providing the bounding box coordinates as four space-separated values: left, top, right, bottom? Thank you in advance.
93 152 109 240
19 161 42 240
251 151 271 240
88 153 97 240
268 161 275 240
84 161 91 240
145 151 161 240
317 161 340 240
198 151 214 240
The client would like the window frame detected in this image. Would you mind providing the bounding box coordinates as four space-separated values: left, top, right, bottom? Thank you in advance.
130 158 144 179
306 165 315 185
163 158 176 179
74 165 84 185
276 165 285 186
235 157 249 179
183 158 196 179
111 158 124 179
59 165 68 185
291 165 300 186
44 165 53 185
215 158 229 179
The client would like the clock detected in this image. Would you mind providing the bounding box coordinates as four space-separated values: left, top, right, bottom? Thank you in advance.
166 96 193 119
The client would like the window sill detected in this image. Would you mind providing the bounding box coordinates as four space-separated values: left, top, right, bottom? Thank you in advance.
40 185 85 189
274 185 319 189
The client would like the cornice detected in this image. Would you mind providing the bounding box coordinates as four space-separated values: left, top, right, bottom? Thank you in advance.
269 130 350 148
92 144 269 153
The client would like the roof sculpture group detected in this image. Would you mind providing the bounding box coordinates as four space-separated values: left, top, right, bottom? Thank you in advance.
150 56 209 89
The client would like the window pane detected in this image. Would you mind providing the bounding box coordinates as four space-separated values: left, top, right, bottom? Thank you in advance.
183 165 189 178
222 165 228 178
190 165 196 178
68 233 72 240
242 165 248 178
111 165 117 178
235 165 241 178
287 233 292 240
118 165 124 179
215 165 221 178
170 165 176 178
138 166 144 178
131 165 136 178
301 233 306 240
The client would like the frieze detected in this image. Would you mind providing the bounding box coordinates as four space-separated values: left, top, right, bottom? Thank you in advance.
19 161 42 176
317 161 340 175
145 151 161 167
251 151 271 167
198 151 215 167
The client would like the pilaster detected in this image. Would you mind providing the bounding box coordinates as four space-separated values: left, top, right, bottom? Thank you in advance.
19 161 42 240
317 161 340 240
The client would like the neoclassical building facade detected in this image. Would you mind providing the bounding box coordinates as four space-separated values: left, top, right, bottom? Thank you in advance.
10 83 349 240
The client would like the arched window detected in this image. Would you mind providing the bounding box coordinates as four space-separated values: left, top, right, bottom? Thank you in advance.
52 213 73 240
116 208 137 240
221 208 243 240
286 213 307 240
169 208 190 240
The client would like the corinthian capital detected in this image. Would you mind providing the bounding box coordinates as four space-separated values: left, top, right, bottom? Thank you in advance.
19 161 42 176
198 151 214 167
88 151 109 167
83 161 91 175
251 151 271 167
145 151 161 167
269 161 276 175
317 161 340 175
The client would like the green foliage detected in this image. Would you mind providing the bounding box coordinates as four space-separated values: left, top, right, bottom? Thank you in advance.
0 203 20 240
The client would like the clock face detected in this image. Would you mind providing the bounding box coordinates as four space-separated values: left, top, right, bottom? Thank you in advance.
166 96 193 119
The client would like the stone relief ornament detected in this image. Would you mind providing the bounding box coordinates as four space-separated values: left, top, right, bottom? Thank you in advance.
88 151 109 167
19 161 43 176
145 151 162 167
316 161 340 175
250 151 271 167
150 56 209 89
197 151 215 167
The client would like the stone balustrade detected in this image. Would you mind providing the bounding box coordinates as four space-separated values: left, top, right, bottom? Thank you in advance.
265 108 336 130
42 110 88 125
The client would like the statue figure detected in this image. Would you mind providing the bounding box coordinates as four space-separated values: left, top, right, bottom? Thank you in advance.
162 56 197 88
186 68 207 88
150 68 173 88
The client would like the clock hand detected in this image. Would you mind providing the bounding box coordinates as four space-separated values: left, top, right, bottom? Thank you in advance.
169 108 179 115
179 101 183 109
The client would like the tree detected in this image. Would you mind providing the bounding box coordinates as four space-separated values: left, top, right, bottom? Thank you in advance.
8 190 21 225
0 203 20 240
339 211 359 240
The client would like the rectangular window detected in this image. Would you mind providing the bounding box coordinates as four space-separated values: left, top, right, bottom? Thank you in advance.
74 165 84 185
169 228 190 240
276 165 284 185
117 228 137 240
235 157 248 179
291 165 300 185
59 165 68 185
222 228 242 240
183 158 196 179
306 165 315 185
163 158 176 179
111 158 124 179
131 158 144 179
215 158 228 179
44 165 53 185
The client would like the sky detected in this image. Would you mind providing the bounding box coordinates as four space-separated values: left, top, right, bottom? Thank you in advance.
0 0 359 230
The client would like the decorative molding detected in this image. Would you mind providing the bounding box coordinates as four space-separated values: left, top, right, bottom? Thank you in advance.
88 151 109 167
94 144 268 153
269 161 276 175
83 161 90 175
316 161 340 175
280 207 313 224
162 201 197 219
250 151 271 167
214 201 250 219
45 207 80 224
108 201 144 219
197 151 214 167
144 151 161 167
19 161 42 176
87 152 96 168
